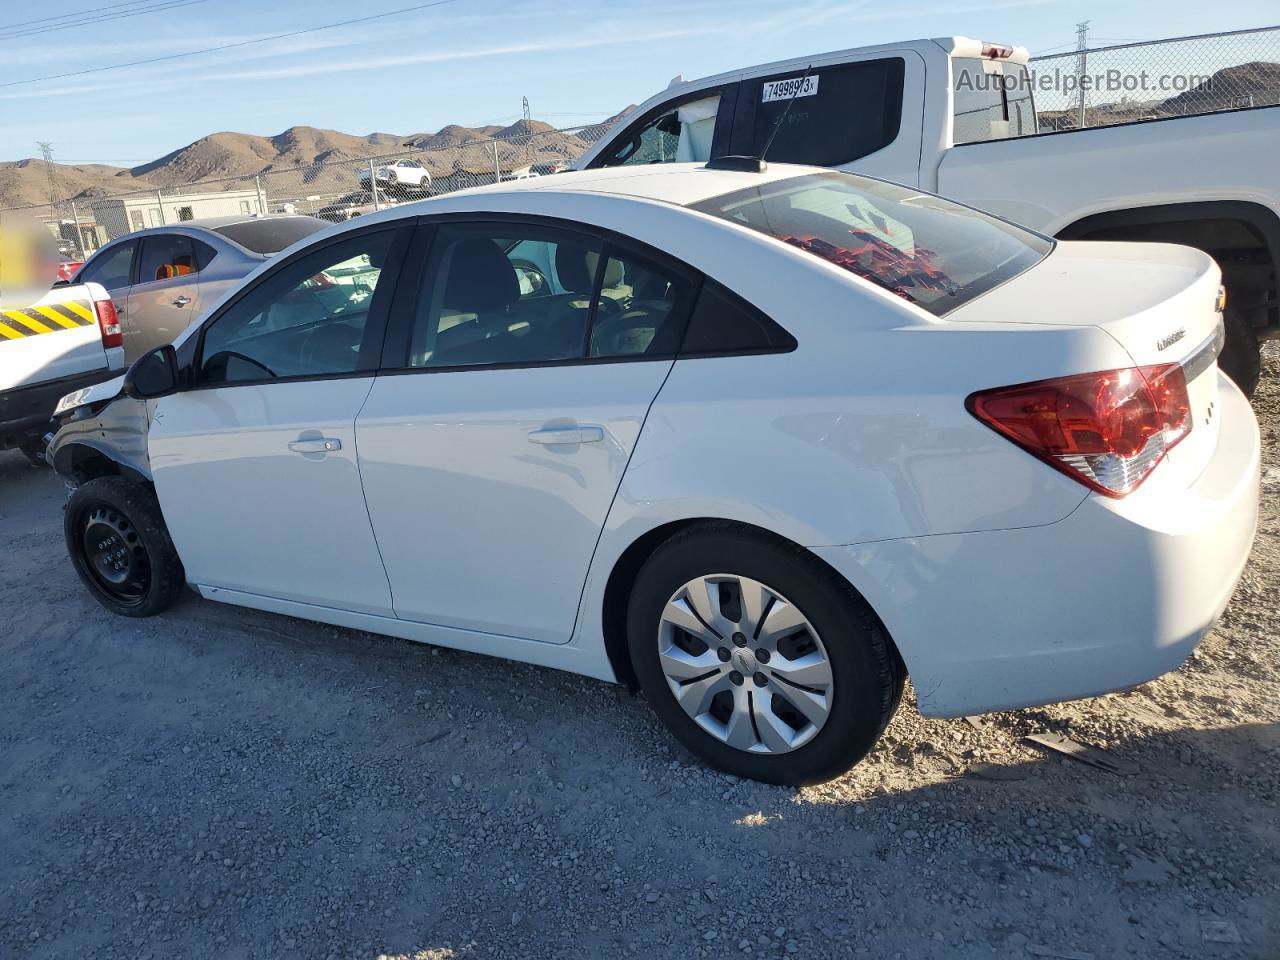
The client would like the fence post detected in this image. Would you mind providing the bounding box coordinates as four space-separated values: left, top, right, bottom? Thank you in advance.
69 200 83 259
156 190 167 225
369 160 381 211
255 175 266 215
492 141 501 184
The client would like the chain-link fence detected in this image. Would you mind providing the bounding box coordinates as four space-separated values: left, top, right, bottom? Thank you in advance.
12 25 1280 257
8 120 615 262
1031 24 1280 132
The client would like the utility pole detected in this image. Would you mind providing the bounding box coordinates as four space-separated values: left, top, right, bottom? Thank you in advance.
37 141 58 216
522 95 532 163
1075 21 1090 130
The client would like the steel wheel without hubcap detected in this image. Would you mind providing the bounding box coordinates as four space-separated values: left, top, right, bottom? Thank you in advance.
78 502 151 606
657 574 834 754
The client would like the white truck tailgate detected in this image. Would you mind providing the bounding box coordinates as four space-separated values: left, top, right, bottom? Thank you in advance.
0 285 107 392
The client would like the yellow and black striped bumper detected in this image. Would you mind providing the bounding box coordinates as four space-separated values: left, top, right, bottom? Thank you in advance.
0 301 96 342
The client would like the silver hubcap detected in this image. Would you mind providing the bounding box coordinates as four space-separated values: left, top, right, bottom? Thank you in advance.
657 574 834 755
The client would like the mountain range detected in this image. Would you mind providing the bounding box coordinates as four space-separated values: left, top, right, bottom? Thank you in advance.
0 116 622 209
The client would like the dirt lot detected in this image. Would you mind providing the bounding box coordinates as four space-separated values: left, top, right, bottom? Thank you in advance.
2 351 1277 960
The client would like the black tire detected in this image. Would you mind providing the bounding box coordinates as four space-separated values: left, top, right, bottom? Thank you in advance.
64 477 186 617
627 524 903 786
1218 308 1261 399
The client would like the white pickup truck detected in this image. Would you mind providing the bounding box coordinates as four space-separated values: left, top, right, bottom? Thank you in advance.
0 283 123 464
574 33 1279 395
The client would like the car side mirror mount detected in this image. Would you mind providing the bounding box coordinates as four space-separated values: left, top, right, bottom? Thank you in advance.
124 344 180 400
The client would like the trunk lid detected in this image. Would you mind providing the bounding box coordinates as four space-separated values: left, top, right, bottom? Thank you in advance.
952 240 1225 486
1 284 108 392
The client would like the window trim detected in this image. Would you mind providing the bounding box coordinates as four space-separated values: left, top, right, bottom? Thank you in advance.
377 212 704 376
586 84 737 169
183 221 413 392
729 56 906 165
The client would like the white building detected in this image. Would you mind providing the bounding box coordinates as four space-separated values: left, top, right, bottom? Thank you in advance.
89 189 266 239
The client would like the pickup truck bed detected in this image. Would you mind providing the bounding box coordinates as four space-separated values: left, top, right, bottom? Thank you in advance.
1 283 122 459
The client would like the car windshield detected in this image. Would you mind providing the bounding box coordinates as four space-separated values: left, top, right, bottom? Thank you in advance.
690 172 1052 316
212 217 329 255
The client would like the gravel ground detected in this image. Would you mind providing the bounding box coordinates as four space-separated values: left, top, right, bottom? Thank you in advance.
2 350 1278 960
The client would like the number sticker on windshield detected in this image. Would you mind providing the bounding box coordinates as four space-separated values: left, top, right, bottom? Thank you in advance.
762 75 819 103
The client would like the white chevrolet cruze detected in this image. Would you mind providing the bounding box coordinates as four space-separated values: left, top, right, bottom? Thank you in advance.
50 163 1261 785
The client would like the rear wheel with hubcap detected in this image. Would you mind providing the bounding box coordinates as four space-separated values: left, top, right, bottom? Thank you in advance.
628 525 903 785
64 477 186 617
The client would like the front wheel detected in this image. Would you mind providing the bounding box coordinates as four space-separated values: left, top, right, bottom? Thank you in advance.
627 525 903 785
64 477 186 617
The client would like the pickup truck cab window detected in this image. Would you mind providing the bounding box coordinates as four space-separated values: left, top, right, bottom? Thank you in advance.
198 229 399 384
952 58 1037 144
736 58 906 166
596 90 731 168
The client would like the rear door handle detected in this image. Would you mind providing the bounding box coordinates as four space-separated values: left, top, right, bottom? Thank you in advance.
527 425 604 445
171 295 192 307
288 438 342 453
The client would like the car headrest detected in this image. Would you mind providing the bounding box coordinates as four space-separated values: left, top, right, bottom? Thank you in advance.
156 261 193 281
554 244 622 294
443 239 519 311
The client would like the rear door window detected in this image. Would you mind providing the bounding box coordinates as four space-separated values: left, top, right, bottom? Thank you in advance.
734 58 905 165
137 234 198 284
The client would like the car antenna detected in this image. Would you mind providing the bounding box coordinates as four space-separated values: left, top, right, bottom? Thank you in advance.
705 64 812 174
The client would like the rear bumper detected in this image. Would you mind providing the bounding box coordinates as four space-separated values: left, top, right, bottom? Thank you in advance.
812 371 1261 717
0 366 120 448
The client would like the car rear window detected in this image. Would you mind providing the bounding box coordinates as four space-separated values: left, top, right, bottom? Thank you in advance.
212 217 328 255
690 172 1052 316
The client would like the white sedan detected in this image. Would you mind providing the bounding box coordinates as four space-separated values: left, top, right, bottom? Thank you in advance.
49 162 1260 785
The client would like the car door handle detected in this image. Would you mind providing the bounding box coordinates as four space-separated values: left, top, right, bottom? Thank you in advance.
527 426 604 445
288 438 342 453
171 295 192 307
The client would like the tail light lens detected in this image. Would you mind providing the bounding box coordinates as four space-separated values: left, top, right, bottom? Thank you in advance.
967 364 1191 497
94 297 122 349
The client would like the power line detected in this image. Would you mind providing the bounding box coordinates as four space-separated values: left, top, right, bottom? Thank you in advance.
1 0 463 89
2 0 163 30
0 1 210 41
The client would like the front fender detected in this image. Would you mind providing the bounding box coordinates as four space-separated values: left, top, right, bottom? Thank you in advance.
49 394 152 484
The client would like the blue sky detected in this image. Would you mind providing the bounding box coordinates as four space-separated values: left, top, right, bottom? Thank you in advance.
2 0 1275 166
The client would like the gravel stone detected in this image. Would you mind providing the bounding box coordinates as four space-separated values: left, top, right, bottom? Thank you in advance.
1 344 1278 958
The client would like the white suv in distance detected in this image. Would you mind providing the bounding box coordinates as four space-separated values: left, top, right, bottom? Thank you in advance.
49 163 1260 785
358 158 432 196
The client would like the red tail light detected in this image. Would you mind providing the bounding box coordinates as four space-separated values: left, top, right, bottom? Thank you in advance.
94 297 122 349
967 364 1191 497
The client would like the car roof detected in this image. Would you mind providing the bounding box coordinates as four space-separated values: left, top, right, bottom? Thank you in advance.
391 162 830 212
115 214 324 237
91 214 329 256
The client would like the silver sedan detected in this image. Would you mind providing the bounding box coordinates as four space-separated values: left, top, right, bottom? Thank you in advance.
70 215 329 363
